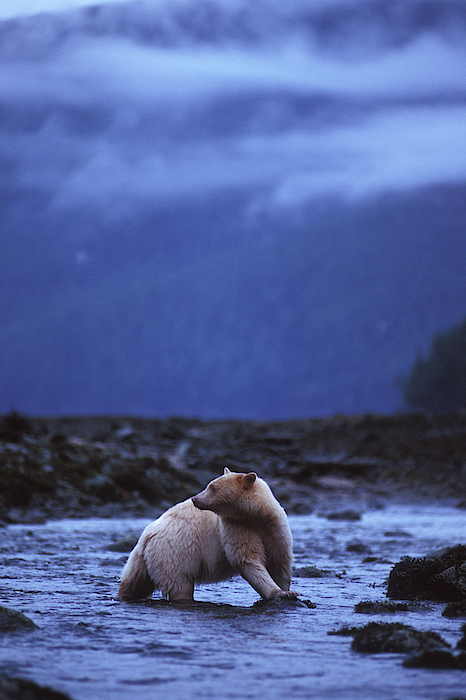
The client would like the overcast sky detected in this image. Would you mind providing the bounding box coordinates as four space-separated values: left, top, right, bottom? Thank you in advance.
0 0 124 19
1 0 465 215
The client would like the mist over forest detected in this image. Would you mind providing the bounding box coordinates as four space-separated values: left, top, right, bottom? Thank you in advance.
1 0 466 419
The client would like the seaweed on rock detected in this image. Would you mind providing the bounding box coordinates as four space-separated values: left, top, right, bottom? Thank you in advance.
388 546 466 602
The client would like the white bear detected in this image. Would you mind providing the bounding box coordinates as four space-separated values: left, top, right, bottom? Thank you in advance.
118 468 295 602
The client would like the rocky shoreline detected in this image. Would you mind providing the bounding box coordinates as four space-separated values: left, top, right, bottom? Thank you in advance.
2 412 466 699
1 411 466 523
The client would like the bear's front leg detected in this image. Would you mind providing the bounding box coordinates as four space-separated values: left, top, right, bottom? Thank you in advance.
240 561 297 599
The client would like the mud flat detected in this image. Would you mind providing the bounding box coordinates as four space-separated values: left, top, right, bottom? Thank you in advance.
1 412 466 523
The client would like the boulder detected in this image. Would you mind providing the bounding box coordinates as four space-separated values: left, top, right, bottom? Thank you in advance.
403 650 466 670
0 606 37 633
350 622 449 654
0 676 72 700
388 545 466 601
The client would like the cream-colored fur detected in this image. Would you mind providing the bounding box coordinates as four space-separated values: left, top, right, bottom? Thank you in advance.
118 468 295 602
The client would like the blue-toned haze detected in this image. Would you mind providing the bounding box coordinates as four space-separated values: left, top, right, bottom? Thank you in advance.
1 0 465 418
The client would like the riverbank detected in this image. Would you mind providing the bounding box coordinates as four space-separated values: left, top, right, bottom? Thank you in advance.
1 412 465 523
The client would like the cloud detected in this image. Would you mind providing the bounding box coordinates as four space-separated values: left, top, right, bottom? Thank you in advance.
0 0 132 20
40 102 464 213
2 30 465 105
1 20 465 216
269 104 466 206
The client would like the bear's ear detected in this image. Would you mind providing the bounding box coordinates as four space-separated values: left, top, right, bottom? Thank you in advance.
242 472 257 489
224 467 231 475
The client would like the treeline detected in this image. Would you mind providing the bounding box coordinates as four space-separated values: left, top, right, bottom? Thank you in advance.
402 319 466 413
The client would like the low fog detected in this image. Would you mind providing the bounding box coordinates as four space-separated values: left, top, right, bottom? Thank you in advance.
1 12 466 215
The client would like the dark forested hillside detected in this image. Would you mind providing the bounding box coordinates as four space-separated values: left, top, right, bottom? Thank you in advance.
2 183 465 418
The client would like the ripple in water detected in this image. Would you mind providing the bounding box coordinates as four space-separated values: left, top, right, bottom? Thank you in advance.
0 505 465 700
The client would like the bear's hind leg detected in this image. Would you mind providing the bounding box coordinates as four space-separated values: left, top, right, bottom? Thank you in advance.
167 580 195 602
119 547 155 600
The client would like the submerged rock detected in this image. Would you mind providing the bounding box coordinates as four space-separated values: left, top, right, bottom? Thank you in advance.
388 545 466 601
252 597 315 610
293 565 333 578
0 675 73 699
0 606 37 633
326 509 361 521
354 600 411 614
350 622 450 654
106 535 139 552
346 541 372 554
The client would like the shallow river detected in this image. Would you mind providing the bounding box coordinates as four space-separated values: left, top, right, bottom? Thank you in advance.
1 505 466 700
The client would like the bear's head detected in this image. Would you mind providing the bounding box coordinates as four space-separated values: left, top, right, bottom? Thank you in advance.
192 467 258 518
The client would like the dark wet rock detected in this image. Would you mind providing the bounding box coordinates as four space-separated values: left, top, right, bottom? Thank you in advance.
4 508 47 525
2 412 466 521
326 509 362 521
287 501 314 515
457 625 466 650
355 600 430 614
350 622 450 654
384 530 413 538
346 541 372 554
106 535 139 552
0 446 56 510
283 456 376 485
0 606 37 633
0 675 73 699
293 565 333 578
444 601 466 618
0 425 203 520
388 545 466 601
403 650 466 670
355 600 410 614
48 433 69 447
436 562 466 598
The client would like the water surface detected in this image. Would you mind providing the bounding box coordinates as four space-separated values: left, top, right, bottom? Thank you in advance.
1 505 466 699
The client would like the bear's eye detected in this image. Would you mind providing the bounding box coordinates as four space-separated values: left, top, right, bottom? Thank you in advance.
209 485 217 494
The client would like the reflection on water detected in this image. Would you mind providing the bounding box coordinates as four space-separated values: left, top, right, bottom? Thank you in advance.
1 505 466 700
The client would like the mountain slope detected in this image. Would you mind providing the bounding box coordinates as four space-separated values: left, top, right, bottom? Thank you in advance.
2 184 465 418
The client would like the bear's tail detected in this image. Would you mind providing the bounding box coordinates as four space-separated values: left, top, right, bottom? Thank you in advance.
118 545 155 600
